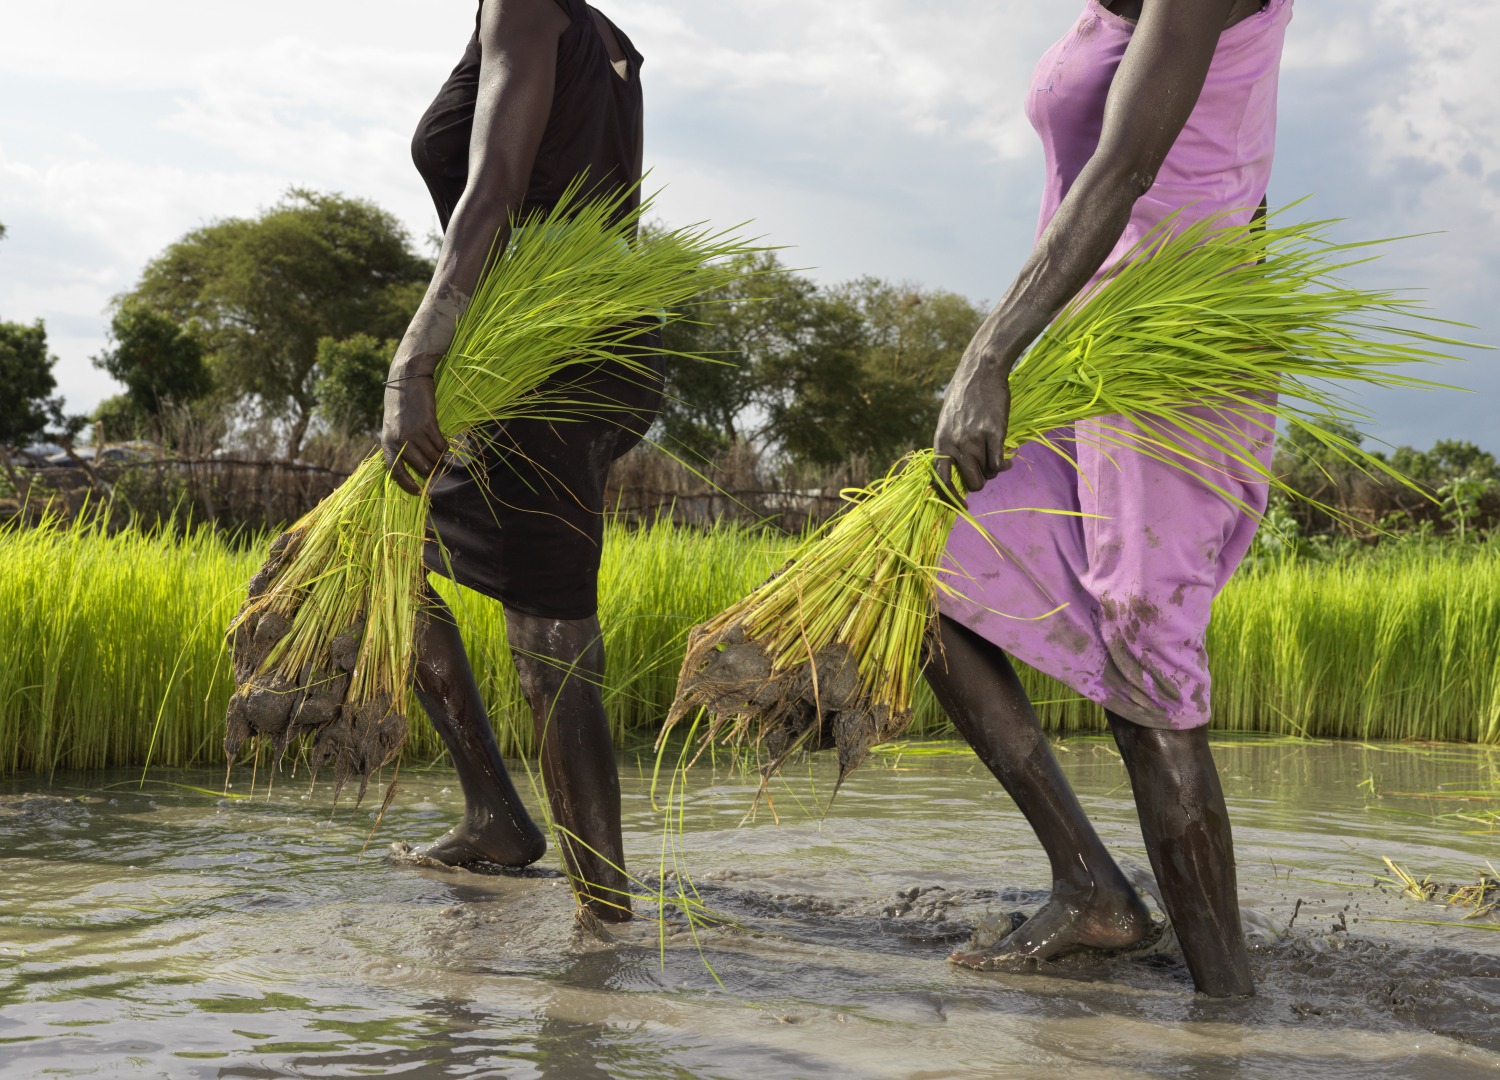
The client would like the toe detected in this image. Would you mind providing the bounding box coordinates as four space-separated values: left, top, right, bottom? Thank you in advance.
948 947 995 969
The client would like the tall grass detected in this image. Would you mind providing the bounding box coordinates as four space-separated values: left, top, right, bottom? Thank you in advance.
1 519 1496 774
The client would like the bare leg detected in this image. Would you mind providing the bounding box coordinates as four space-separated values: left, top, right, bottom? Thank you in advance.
411 586 548 867
926 615 1150 966
506 610 631 923
1109 715 1254 997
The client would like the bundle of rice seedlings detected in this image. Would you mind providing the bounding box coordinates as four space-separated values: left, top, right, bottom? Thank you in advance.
226 182 760 799
664 210 1474 789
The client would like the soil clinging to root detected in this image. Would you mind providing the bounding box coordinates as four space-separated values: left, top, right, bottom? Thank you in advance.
225 536 405 803
670 621 911 787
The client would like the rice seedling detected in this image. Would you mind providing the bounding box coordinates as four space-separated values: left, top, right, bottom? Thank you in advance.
665 210 1475 786
1380 857 1500 921
1380 855 1442 902
224 183 762 798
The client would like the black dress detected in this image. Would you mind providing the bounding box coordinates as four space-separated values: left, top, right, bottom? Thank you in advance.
411 0 663 621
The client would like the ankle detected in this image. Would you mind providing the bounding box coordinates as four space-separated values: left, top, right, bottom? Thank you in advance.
1051 868 1143 917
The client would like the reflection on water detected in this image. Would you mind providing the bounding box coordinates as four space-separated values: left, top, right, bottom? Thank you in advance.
2 738 1498 1078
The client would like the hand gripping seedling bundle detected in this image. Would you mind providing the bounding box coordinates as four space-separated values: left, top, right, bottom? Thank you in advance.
225 186 758 799
663 211 1471 789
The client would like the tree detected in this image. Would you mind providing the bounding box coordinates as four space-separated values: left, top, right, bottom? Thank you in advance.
314 333 394 438
0 320 62 448
658 251 823 460
0 224 76 491
92 304 212 435
122 189 432 456
1389 440 1499 486
0 319 76 496
660 254 984 470
774 277 983 468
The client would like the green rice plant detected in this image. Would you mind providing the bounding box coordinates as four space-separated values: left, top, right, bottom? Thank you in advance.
1210 544 1500 743
225 183 761 798
0 511 249 776
3 522 1500 776
661 455 968 787
665 210 1474 785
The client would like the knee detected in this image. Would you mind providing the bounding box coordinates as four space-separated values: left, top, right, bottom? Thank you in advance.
1110 714 1219 806
1111 712 1203 758
507 615 604 700
510 647 565 703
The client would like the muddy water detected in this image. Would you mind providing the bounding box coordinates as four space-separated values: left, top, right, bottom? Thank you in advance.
3 739 1499 1079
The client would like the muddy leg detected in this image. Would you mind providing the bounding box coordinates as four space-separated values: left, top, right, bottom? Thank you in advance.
410 585 547 867
506 610 631 923
1109 714 1254 997
925 615 1150 967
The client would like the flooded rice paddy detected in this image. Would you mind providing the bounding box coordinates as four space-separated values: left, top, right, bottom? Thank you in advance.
3 738 1499 1078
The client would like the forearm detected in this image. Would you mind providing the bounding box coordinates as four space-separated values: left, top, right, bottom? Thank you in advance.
390 194 516 377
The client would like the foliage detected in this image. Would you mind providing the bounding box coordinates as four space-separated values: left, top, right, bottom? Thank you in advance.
1390 439 1500 486
0 320 64 450
658 250 820 459
91 305 212 433
659 251 982 470
763 277 982 469
1276 423 1500 540
314 333 394 438
122 189 432 457
90 394 150 442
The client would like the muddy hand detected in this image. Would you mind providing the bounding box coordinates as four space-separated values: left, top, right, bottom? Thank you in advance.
381 370 447 496
933 340 1013 497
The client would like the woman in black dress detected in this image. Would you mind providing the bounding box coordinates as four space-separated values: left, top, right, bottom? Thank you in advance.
383 0 658 923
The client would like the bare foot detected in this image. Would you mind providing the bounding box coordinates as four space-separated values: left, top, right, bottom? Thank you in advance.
951 886 1152 969
393 812 546 871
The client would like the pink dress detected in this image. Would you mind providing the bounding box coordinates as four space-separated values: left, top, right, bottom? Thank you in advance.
938 0 1294 730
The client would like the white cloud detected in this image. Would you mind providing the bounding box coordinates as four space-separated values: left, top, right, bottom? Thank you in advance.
1366 3 1500 207
0 0 1493 444
630 0 1048 160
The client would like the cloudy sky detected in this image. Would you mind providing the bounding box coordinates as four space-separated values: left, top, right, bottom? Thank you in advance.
0 1 1494 451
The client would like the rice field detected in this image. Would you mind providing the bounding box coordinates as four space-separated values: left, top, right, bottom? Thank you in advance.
0 519 1497 774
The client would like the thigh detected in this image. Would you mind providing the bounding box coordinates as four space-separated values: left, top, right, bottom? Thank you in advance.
1075 403 1276 727
425 326 666 620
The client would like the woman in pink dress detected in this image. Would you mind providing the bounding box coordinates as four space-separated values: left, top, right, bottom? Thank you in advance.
930 0 1293 996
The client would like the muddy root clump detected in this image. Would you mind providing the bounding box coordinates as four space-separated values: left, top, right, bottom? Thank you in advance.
312 692 407 804
224 672 301 758
229 610 292 686
223 606 391 801
669 622 911 788
245 528 305 601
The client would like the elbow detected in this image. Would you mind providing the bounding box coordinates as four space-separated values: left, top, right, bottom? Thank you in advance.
1085 151 1159 205
1099 160 1157 203
450 187 514 231
1122 167 1157 200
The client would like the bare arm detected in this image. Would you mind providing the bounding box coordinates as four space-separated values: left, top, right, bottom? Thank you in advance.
382 0 570 494
934 0 1237 494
